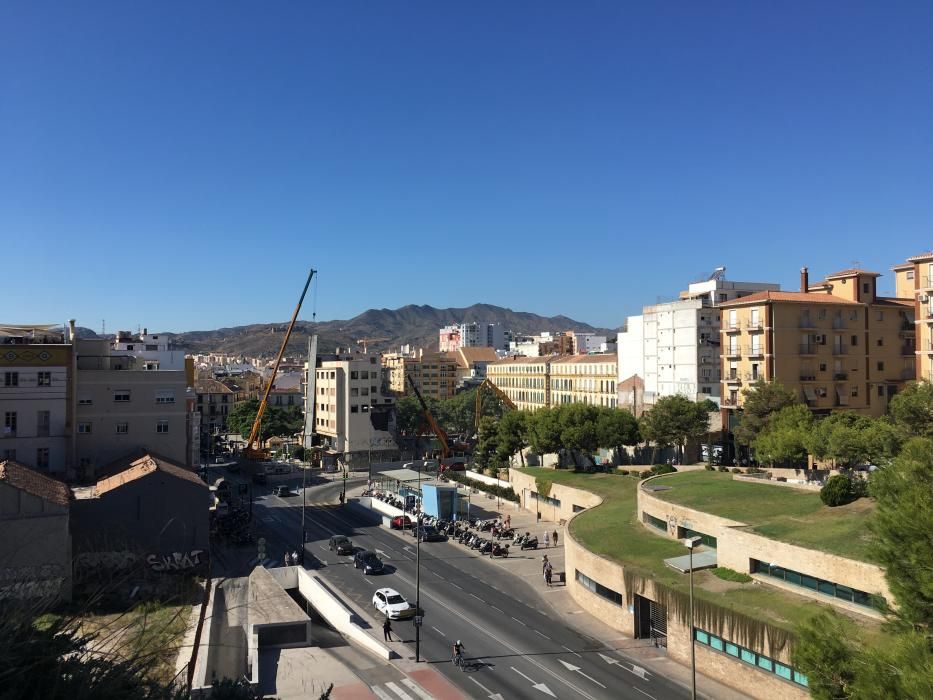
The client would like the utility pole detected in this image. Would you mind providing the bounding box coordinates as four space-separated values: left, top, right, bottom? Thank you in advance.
415 459 423 662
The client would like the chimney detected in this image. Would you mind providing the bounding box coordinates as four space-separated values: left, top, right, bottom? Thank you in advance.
800 267 809 293
68 319 76 342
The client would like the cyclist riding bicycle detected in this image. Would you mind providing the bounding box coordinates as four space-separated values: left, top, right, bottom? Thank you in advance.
452 640 465 669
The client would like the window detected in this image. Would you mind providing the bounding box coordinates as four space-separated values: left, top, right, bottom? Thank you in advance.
906 270 914 280
156 420 169 433
146 344 158 351
862 283 869 294
643 512 667 532
360 371 369 379
155 391 175 404
878 385 884 397
751 559 879 609
350 405 359 413
78 394 93 406
37 371 52 387
350 371 359 380
850 335 858 347
116 423 129 434
4 372 18 387
2 449 15 460
575 570 623 606
350 388 358 397
36 411 50 437
36 448 49 469
77 422 92 434
877 337 883 346
114 390 131 402
4 412 17 436
877 362 885 371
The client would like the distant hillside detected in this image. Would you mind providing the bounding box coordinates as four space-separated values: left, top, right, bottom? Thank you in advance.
169 303 613 358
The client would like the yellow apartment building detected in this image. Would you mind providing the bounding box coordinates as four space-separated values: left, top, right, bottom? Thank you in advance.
719 267 915 421
549 354 618 407
893 252 933 383
381 350 460 400
487 355 553 411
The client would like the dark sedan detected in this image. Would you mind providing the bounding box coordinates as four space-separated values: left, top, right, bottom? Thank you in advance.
328 535 354 555
414 525 445 542
353 550 384 574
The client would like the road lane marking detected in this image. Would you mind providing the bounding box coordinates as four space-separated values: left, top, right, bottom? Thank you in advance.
512 667 534 683
534 629 551 639
635 688 656 700
450 583 463 590
400 678 433 700
468 677 493 694
558 659 606 689
491 605 503 612
511 616 526 625
563 644 582 658
371 686 394 700
385 681 414 699
470 593 483 601
432 626 446 637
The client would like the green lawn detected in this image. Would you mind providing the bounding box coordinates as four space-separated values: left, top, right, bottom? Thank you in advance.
649 471 876 562
520 467 881 635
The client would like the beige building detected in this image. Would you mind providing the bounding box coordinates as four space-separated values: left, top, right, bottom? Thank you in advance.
549 354 618 407
194 379 235 448
893 252 933 383
0 325 72 475
313 352 398 467
74 338 195 478
487 355 553 411
719 267 915 422
381 349 460 400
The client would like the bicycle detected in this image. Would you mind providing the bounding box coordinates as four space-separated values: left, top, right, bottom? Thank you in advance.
453 652 465 671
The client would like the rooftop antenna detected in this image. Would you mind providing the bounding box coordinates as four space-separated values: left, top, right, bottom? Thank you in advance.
101 319 106 336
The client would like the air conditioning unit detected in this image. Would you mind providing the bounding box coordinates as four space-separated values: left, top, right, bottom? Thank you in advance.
920 294 929 303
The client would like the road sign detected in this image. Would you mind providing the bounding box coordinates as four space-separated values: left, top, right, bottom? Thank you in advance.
414 615 423 626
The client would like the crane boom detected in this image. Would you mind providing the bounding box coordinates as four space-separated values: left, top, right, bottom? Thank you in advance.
406 373 450 458
245 268 316 459
474 377 517 431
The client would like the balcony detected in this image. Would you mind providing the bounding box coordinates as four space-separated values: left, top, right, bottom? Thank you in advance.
745 319 764 331
901 345 916 356
799 316 816 329
799 373 817 381
746 344 764 358
901 368 916 380
832 344 848 356
900 318 915 334
725 347 742 359
746 371 762 382
724 372 742 383
799 344 818 355
923 275 933 290
724 322 742 333
833 372 848 381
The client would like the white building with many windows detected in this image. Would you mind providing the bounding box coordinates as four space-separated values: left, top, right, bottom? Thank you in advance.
618 271 779 407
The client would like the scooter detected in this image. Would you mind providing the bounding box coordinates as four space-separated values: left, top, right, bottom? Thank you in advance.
513 533 529 547
521 536 539 550
492 543 509 558
498 528 514 540
479 540 494 555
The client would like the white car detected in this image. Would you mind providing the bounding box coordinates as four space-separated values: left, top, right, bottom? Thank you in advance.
373 588 415 620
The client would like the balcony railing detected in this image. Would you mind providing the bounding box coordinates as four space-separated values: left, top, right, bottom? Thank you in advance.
799 316 816 329
746 344 764 357
725 347 742 358
724 322 742 333
832 345 848 355
902 345 915 356
745 319 764 331
922 274 933 289
799 344 818 355
833 372 848 380
799 373 817 381
901 369 916 380
832 318 847 330
725 372 741 382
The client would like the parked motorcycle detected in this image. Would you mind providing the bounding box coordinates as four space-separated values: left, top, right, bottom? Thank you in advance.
521 536 539 550
479 540 494 555
492 543 509 558
498 527 514 540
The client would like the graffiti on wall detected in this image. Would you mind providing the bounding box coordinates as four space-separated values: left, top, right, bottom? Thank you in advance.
0 563 65 600
75 551 138 570
146 550 206 573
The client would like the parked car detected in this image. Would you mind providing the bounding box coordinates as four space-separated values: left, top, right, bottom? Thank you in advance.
329 535 354 555
390 515 413 530
414 525 444 542
272 485 295 497
353 550 384 574
372 588 415 620
440 462 466 473
251 472 268 485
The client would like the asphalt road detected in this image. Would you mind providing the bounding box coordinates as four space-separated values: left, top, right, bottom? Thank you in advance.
244 473 689 700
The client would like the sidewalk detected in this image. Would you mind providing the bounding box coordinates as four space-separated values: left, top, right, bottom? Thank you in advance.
357 481 750 700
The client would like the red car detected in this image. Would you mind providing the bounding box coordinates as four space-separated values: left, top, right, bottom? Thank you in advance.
390 515 413 530
439 462 466 473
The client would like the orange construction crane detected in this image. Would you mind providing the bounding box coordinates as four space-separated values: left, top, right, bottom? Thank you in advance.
357 337 390 353
244 268 316 460
406 373 451 459
474 378 517 432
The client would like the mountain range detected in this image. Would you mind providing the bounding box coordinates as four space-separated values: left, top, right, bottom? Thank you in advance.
162 303 615 358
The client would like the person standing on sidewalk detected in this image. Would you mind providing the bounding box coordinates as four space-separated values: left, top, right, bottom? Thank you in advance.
544 531 550 548
552 529 559 547
383 617 393 641
544 560 553 587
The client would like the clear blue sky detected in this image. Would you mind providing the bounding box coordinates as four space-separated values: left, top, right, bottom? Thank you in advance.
3 2 932 333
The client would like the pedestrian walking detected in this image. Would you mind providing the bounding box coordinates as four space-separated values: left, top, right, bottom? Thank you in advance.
292 550 300 566
552 529 559 547
544 561 553 587
383 617 393 641
542 555 549 574
284 550 291 566
544 531 550 548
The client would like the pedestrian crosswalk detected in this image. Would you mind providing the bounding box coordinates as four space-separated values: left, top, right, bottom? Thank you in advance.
370 678 433 700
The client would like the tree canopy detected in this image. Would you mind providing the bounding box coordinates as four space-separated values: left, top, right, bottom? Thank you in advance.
639 395 712 459
733 380 799 446
751 403 813 466
888 380 933 439
225 399 303 443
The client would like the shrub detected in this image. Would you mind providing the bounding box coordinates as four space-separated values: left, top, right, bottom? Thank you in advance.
618 469 630 476
820 474 865 507
649 464 677 476
711 567 753 583
731 468 741 474
745 467 766 474
717 465 729 472
705 465 715 471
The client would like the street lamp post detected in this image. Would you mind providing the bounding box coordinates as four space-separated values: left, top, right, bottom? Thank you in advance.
415 461 423 662
684 536 702 700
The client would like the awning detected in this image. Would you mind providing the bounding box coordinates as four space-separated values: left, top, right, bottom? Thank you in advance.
664 550 718 573
835 387 848 405
803 387 817 401
376 468 431 483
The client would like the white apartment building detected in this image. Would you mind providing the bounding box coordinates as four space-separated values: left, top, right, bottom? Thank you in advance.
112 329 187 370
0 325 72 474
571 332 609 354
311 352 398 467
618 271 779 407
439 322 510 352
